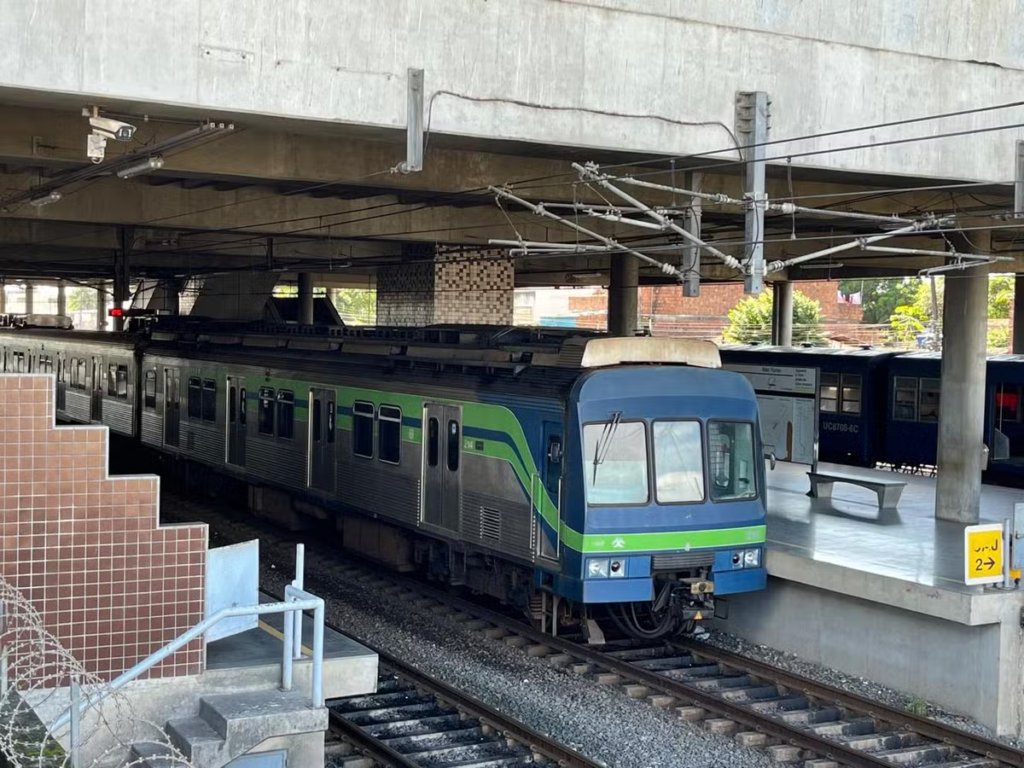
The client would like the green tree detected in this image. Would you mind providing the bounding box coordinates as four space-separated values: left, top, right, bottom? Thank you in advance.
332 288 376 325
724 290 825 345
839 278 920 324
988 274 1013 319
66 287 96 312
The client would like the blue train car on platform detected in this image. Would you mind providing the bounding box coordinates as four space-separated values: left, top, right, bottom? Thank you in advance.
719 345 896 467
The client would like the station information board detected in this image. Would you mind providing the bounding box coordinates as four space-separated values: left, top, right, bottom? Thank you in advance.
723 363 819 468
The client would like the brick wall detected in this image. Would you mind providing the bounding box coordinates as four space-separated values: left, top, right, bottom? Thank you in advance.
377 250 514 326
569 280 864 337
0 375 207 682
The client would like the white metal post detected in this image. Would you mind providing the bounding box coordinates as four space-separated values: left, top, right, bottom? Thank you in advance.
293 543 305 660
282 599 294 692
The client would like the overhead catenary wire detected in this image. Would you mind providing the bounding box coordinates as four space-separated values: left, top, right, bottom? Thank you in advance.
6 99 1024 279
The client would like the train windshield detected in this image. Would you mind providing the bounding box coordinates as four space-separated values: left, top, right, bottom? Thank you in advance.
584 420 649 505
708 421 757 501
653 421 705 503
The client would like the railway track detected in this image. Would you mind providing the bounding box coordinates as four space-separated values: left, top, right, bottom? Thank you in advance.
165 497 1024 768
326 651 601 768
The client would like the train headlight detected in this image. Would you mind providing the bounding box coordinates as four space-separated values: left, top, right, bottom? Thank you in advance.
587 558 609 578
609 559 625 578
743 548 761 568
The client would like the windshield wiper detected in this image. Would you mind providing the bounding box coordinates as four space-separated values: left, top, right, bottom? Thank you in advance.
592 411 623 484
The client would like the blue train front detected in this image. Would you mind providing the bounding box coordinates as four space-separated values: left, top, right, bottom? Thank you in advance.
542 339 767 638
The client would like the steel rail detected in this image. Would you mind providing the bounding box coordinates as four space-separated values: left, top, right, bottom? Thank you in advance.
674 638 1024 767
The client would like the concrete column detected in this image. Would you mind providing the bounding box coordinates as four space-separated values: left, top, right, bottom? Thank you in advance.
607 255 639 337
112 277 128 332
298 273 315 325
773 281 794 346
57 280 66 317
24 283 33 315
96 284 106 331
1013 274 1024 354
936 265 988 523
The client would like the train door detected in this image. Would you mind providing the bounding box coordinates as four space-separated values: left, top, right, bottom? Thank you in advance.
421 403 462 531
307 388 335 492
226 376 247 467
163 367 180 447
90 356 103 421
537 421 562 560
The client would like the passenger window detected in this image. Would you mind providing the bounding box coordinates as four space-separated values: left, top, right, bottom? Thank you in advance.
108 364 118 397
144 370 157 409
893 377 918 421
258 388 275 435
818 373 838 413
653 421 705 503
583 420 648 505
379 405 402 464
919 378 941 422
117 365 129 399
229 385 237 424
326 400 335 443
201 379 216 420
427 417 439 467
276 390 294 439
353 401 374 458
239 388 247 425
996 384 1019 424
312 399 322 442
840 374 862 415
708 421 757 502
446 419 460 472
187 376 202 419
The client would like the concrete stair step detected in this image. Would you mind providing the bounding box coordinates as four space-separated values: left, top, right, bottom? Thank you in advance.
199 689 326 739
129 742 185 768
165 715 225 765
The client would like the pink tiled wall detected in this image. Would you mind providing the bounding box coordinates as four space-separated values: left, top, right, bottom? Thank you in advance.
0 375 207 682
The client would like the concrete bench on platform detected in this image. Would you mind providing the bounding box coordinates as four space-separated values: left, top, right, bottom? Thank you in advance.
807 470 906 510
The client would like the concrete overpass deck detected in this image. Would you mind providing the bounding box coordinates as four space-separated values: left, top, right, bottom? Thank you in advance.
722 460 1024 738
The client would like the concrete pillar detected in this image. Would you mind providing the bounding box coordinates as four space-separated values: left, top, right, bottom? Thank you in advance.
1013 274 1024 354
773 281 794 346
112 277 127 332
935 265 988 523
607 255 639 337
298 273 314 325
57 280 66 317
24 283 33 315
96 284 106 331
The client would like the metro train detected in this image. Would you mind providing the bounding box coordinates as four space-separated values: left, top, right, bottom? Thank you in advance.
720 344 1024 486
0 320 768 638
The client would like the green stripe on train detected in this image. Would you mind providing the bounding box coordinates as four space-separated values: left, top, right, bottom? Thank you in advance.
560 524 766 554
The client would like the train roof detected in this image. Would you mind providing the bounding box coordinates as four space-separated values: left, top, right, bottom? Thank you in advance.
719 343 896 359
153 323 723 372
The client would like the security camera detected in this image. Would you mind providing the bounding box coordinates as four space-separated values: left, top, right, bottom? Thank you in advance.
89 116 136 142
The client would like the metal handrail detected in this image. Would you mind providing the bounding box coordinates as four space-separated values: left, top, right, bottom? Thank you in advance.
50 585 325 734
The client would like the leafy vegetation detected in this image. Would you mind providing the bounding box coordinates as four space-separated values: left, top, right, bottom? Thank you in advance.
724 289 825 345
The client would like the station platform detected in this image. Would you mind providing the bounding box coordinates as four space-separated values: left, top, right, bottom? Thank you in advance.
206 593 378 700
719 460 1024 737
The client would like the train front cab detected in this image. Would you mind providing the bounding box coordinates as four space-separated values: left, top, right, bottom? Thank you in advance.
548 364 767 634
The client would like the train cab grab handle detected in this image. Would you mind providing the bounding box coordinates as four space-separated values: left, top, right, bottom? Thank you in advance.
765 451 777 471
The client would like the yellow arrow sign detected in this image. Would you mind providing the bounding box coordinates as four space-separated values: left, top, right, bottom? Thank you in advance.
964 523 1004 585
